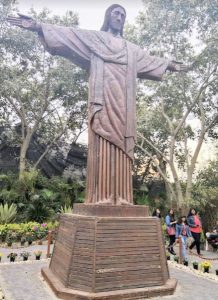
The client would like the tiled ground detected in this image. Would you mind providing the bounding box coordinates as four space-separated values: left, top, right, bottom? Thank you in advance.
0 243 217 300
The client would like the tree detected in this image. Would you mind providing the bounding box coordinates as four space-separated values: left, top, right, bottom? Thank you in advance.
133 0 218 208
192 157 218 232
0 2 88 178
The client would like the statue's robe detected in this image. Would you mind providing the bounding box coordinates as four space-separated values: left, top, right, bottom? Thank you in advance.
40 24 169 205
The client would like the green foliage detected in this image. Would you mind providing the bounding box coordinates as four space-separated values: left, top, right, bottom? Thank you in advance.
34 250 42 257
60 205 73 214
0 221 59 243
0 3 88 176
0 170 85 222
20 251 31 258
7 252 17 259
0 203 17 224
25 197 54 223
134 193 150 206
192 159 218 231
174 256 179 262
130 0 218 207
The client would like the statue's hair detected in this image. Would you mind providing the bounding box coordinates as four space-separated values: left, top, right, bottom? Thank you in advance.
100 4 126 37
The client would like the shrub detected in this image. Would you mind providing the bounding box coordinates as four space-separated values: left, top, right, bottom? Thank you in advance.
0 203 17 224
60 205 73 214
0 225 8 241
0 221 59 243
20 251 31 258
7 252 18 258
34 250 42 257
174 256 179 263
0 171 86 222
200 261 212 269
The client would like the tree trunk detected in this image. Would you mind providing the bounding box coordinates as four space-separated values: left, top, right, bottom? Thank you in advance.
175 181 184 209
165 182 175 207
185 168 193 205
169 161 184 209
19 131 32 179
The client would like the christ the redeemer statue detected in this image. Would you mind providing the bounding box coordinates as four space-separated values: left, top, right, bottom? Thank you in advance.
7 4 188 206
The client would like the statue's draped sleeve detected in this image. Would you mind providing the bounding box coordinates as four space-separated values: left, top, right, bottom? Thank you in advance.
136 48 169 81
40 24 91 70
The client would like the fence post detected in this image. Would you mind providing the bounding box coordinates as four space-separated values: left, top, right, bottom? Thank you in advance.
47 230 52 258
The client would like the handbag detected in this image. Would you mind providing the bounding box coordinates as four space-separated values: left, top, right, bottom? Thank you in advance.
167 227 176 236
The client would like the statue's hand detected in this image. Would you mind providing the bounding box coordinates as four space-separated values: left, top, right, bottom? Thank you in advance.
6 13 41 32
168 61 192 72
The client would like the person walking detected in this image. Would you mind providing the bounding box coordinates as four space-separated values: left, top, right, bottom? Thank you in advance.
176 216 192 261
187 208 202 255
152 208 161 218
165 209 177 255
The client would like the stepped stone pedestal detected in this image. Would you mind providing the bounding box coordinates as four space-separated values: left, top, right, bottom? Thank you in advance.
42 204 177 299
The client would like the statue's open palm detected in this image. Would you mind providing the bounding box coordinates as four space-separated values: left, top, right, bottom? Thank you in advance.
7 13 40 32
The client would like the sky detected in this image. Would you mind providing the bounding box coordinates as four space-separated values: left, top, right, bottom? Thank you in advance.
17 0 144 29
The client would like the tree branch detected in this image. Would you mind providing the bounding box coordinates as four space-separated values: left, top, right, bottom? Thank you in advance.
160 98 174 134
174 74 217 138
136 144 169 184
136 143 177 200
137 132 170 163
205 113 218 132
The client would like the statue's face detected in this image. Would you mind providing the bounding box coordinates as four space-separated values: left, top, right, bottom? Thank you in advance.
109 7 126 33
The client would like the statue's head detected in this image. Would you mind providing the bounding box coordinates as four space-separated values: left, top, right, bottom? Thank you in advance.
101 4 126 37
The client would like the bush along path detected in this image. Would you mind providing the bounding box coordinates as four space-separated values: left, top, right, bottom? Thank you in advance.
0 243 54 263
0 222 58 248
168 245 218 278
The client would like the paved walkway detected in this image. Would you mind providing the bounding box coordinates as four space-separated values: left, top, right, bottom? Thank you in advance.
0 260 56 300
153 266 218 300
0 260 218 300
0 242 217 299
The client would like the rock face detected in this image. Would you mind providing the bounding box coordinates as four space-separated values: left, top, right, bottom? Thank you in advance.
0 127 87 179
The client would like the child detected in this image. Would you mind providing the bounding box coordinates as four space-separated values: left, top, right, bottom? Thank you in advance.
176 216 192 261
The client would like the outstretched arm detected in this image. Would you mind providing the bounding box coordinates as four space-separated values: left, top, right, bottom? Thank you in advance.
167 60 192 72
7 14 91 70
137 47 192 81
7 13 42 33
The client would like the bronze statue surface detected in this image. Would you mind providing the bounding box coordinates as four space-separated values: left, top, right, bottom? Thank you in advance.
7 5 188 206
7 6 181 299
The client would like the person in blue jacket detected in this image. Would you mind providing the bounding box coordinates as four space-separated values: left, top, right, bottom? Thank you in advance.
165 209 177 255
176 216 192 261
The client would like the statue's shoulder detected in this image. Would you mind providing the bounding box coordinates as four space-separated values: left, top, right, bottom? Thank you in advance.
73 29 111 44
75 29 106 38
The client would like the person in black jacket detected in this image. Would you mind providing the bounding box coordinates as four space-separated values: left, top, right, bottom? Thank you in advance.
187 208 202 255
152 208 161 218
165 209 177 255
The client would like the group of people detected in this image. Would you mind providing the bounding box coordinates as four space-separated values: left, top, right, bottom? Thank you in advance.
152 207 203 261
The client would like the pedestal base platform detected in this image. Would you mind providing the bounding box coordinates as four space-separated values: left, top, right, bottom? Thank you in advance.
42 267 177 300
42 205 177 299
